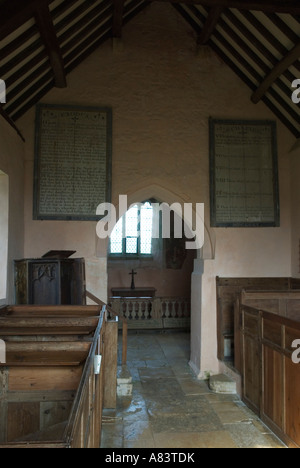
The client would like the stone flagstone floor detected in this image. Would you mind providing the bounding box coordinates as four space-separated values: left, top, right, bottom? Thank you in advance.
101 332 286 449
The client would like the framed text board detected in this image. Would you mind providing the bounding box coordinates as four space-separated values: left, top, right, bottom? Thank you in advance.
209 119 280 228
34 104 112 221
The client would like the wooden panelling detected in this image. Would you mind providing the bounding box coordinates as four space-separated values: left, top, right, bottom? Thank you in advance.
240 301 300 448
243 334 261 413
244 310 260 337
8 367 83 392
285 327 300 353
216 277 299 362
14 258 86 306
262 346 284 431
103 320 118 409
285 357 300 447
7 402 40 442
263 319 282 348
286 300 300 321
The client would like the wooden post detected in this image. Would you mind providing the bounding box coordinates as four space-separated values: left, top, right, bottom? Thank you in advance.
0 368 8 443
122 321 128 366
103 319 118 409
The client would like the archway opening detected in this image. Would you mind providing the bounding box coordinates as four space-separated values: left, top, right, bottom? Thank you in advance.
107 197 197 371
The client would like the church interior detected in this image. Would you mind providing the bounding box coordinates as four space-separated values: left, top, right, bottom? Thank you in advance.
0 0 299 449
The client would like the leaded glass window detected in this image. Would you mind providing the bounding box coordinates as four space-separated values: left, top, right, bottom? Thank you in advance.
110 202 153 256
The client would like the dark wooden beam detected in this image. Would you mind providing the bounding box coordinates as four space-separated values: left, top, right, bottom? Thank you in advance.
0 0 54 41
0 104 25 142
197 6 223 45
113 0 125 38
154 0 300 14
34 0 67 88
252 42 300 104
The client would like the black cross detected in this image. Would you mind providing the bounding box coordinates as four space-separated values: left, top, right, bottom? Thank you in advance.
129 269 137 290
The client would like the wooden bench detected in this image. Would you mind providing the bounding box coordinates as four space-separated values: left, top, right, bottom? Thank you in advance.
239 295 300 448
216 277 300 362
0 305 118 448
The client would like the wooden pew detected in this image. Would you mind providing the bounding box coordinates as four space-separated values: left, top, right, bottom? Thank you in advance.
0 304 118 448
216 277 300 363
239 298 300 448
234 290 300 372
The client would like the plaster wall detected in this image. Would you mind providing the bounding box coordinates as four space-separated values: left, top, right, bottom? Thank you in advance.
18 3 293 376
0 172 9 300
0 119 24 304
290 145 300 278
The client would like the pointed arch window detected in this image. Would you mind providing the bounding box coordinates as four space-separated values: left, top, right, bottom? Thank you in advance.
110 202 153 257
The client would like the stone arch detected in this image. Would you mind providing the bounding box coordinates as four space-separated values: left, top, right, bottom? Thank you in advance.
101 183 212 376
110 183 215 260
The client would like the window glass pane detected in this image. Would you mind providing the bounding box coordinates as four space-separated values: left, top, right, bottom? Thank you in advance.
110 202 153 256
126 237 138 254
141 202 153 254
126 206 138 237
110 217 123 254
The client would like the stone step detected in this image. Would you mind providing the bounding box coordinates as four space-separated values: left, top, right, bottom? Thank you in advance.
117 366 133 397
209 374 237 394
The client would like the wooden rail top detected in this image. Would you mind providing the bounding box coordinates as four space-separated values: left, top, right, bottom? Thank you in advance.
86 291 127 323
241 290 300 300
1 304 101 316
242 304 300 331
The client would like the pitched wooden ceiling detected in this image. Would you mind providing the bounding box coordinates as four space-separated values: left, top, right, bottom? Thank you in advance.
0 0 299 139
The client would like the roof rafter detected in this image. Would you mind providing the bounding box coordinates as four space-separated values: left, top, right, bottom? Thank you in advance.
154 0 300 14
251 42 300 104
33 0 67 88
0 104 25 142
0 0 54 41
113 0 125 38
197 6 224 45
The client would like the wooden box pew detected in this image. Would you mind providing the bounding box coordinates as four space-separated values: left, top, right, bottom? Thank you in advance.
235 290 300 372
239 290 300 321
216 277 300 364
0 305 118 448
239 299 300 448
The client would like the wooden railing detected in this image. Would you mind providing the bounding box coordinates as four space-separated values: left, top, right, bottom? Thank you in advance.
86 291 128 366
64 307 105 448
240 302 300 448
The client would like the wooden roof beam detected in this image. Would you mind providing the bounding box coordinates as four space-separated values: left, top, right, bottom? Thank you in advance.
153 0 300 14
197 6 223 45
34 0 67 88
0 0 54 41
251 42 300 104
0 104 25 142
113 0 125 38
